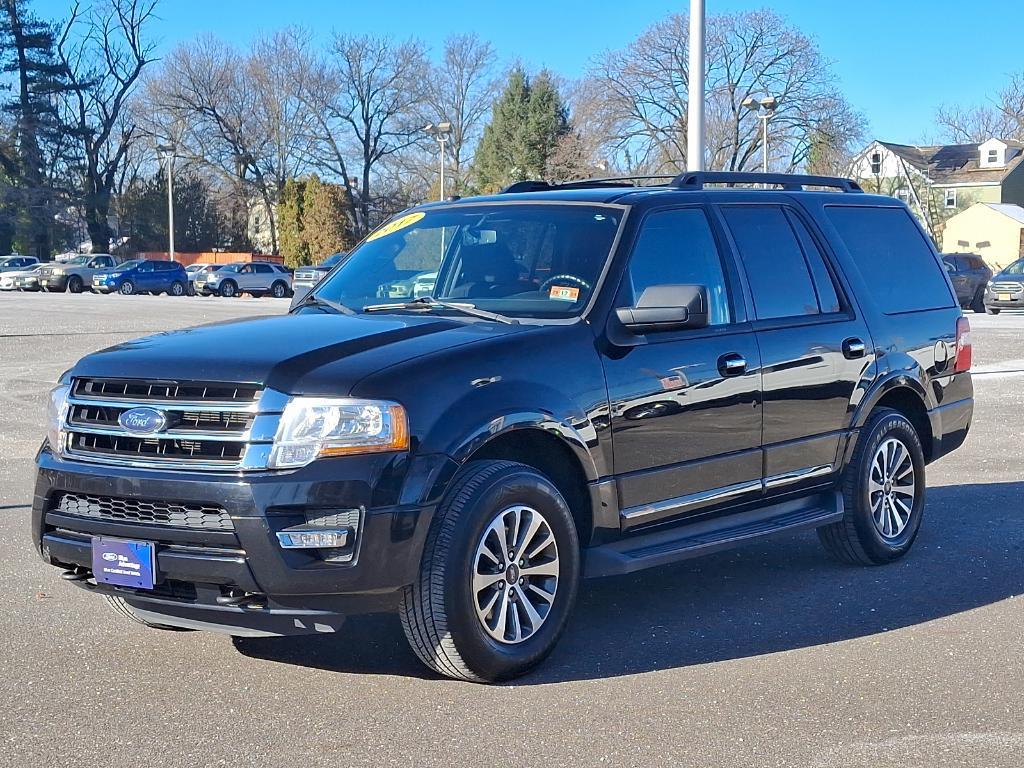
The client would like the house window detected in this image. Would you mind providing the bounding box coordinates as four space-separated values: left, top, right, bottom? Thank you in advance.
976 241 991 249
944 189 957 209
896 188 910 203
987 149 999 163
870 152 882 175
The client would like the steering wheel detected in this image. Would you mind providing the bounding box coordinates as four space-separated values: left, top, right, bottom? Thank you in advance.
540 274 592 293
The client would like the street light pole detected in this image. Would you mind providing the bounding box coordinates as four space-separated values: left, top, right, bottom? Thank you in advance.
742 95 778 176
157 144 176 261
687 0 705 171
422 121 452 201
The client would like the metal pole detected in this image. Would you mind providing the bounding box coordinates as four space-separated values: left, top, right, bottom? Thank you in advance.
687 0 705 171
438 138 445 201
761 115 769 173
166 153 175 262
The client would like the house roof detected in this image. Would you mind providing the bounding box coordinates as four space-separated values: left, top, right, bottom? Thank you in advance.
984 202 1024 225
877 140 1024 184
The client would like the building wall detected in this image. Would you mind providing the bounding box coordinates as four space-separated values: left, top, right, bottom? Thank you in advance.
942 204 1024 269
998 163 1024 206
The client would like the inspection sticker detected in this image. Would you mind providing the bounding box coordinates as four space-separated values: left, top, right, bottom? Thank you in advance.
366 212 426 241
549 285 580 302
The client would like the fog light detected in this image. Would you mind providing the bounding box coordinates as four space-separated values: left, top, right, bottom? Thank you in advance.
276 529 351 549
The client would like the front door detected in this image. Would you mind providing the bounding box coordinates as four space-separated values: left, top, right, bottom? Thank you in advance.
602 206 763 529
717 202 874 494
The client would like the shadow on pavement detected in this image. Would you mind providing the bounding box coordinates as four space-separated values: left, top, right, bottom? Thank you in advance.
232 481 1024 683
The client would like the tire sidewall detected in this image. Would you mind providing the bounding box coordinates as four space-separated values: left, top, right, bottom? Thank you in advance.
271 281 286 298
220 280 237 297
169 281 184 296
119 280 135 295
851 412 926 560
441 466 580 681
68 276 83 293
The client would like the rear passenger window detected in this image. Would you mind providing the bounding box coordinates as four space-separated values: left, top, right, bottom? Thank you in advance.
826 207 955 313
623 208 732 325
721 206 821 320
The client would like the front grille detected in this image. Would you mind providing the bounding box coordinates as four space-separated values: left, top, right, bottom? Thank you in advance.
62 377 279 471
53 492 233 530
991 281 1023 294
294 269 320 281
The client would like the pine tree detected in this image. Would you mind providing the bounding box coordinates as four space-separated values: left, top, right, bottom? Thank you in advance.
471 67 569 193
302 175 353 263
277 178 309 268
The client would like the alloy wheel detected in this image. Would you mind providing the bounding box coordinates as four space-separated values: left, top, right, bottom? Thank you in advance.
869 437 916 539
472 504 559 645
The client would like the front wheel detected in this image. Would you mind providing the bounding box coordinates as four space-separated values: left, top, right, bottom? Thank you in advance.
818 407 926 565
985 306 1000 315
399 460 580 682
67 275 84 294
118 280 136 295
218 280 238 298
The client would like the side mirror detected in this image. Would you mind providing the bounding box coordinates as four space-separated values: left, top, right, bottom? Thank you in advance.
615 284 709 334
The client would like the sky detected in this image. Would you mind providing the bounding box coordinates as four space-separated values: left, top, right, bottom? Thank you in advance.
36 0 1022 145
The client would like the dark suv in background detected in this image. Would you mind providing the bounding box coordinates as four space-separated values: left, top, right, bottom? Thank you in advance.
32 172 973 682
941 252 992 313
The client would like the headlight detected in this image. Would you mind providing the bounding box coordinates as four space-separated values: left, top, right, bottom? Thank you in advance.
52 268 64 276
46 380 72 456
268 398 409 468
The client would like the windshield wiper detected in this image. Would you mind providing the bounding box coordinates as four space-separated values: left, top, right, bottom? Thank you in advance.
295 293 356 316
362 296 518 325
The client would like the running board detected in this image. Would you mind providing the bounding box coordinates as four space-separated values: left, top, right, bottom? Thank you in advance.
584 494 843 578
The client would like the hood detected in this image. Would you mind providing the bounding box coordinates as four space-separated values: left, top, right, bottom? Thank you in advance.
72 311 528 394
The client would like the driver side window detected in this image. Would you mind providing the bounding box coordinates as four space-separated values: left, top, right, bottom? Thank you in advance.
622 208 732 325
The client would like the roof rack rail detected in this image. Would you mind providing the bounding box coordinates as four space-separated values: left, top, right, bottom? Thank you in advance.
670 171 863 193
501 175 677 194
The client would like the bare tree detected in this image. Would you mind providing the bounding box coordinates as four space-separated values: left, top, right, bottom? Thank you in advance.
55 0 157 252
937 72 1024 143
586 9 864 175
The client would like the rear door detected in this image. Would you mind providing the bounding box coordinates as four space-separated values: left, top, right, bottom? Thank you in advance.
717 202 873 495
252 263 275 290
602 206 763 528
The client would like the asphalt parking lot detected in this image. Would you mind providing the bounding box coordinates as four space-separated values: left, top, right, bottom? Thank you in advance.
1 293 1022 767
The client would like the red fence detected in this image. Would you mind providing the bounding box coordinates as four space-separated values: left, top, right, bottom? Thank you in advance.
136 251 284 266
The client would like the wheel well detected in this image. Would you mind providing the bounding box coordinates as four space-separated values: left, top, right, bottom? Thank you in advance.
469 429 593 546
874 388 934 462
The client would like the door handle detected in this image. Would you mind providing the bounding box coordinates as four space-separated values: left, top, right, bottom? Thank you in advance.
842 337 866 359
718 353 747 376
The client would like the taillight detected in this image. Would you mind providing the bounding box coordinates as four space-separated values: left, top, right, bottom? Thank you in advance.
953 316 972 373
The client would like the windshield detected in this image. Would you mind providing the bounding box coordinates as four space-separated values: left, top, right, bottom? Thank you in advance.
217 264 243 273
321 252 344 268
116 260 142 271
1002 260 1024 275
64 256 90 265
311 204 622 319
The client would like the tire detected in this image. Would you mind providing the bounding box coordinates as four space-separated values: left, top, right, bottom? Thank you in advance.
399 460 581 683
103 595 194 631
985 306 1000 315
218 280 238 298
186 283 196 296
67 275 84 294
169 280 185 296
818 407 926 565
970 287 985 313
118 280 136 295
270 280 288 299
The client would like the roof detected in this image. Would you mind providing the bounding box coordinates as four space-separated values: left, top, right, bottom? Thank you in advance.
877 140 1024 184
984 203 1024 224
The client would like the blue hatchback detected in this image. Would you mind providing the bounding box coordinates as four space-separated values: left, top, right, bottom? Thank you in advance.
93 259 189 296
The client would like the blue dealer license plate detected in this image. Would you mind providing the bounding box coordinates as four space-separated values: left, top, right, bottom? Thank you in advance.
92 537 155 589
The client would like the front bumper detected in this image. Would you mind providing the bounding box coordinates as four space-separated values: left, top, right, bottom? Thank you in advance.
984 287 1023 308
39 275 68 290
32 448 458 627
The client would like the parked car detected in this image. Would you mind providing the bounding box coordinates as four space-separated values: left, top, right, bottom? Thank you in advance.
1 263 42 290
941 253 992 313
32 172 974 683
184 263 213 296
196 261 292 298
290 253 346 307
38 254 118 293
13 264 43 291
983 257 1024 314
0 255 39 274
92 259 189 296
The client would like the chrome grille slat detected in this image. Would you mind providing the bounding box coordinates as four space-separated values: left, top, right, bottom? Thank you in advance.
991 281 1023 293
53 492 233 530
62 377 282 472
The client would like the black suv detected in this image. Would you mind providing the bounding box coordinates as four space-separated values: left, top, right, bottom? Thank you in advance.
33 172 974 682
941 252 992 313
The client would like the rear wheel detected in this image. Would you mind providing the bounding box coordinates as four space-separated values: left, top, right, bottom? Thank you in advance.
270 280 288 298
118 280 136 296
399 460 580 682
67 275 84 293
970 287 986 313
818 407 925 565
169 280 185 296
219 280 238 298
104 595 194 631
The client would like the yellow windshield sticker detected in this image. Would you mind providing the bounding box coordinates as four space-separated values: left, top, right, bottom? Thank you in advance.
366 212 426 242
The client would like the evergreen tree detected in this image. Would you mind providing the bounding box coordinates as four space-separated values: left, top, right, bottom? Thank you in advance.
470 68 569 193
118 170 224 253
302 175 353 263
277 177 309 267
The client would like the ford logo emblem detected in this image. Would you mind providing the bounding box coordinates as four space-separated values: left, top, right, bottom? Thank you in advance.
101 552 119 562
118 407 167 435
